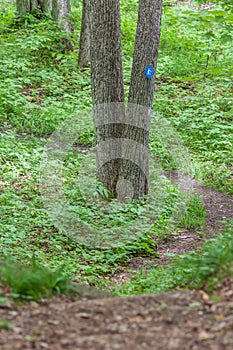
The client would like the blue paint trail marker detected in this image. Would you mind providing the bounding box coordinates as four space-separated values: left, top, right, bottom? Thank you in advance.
144 65 155 79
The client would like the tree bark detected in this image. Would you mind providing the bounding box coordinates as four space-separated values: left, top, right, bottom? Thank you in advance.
78 0 90 68
89 0 124 105
16 0 52 16
89 0 162 200
128 0 162 109
52 0 72 33
89 0 125 198
125 0 162 197
16 0 32 15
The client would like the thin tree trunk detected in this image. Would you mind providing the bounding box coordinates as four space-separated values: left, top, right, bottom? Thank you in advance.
52 0 72 33
78 0 90 68
89 0 125 197
52 0 73 49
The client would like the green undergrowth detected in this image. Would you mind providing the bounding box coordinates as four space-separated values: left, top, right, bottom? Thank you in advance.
0 257 75 301
0 127 206 288
112 224 233 296
179 194 206 230
0 0 232 298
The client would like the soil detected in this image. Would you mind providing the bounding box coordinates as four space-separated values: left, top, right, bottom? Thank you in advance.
111 176 233 283
0 178 232 350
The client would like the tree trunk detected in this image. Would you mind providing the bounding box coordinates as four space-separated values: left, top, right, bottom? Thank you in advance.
78 0 90 68
16 0 52 16
89 0 162 200
89 0 125 198
128 0 162 109
52 0 72 33
16 0 31 15
16 0 72 48
125 0 163 197
41 0 52 14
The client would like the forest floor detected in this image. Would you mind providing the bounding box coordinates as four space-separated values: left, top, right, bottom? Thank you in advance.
0 179 232 350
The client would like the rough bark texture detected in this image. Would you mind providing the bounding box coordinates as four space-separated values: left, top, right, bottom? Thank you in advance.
78 0 90 68
89 0 125 198
52 0 72 33
89 0 124 105
89 0 162 199
125 0 163 197
128 0 162 108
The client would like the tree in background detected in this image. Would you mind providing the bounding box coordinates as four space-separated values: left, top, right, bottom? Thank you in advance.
78 0 90 68
52 0 72 34
16 0 72 34
16 0 52 16
89 0 162 199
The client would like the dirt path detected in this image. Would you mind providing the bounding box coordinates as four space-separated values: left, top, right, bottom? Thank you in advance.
0 180 232 350
0 278 232 350
111 178 233 282
157 180 233 263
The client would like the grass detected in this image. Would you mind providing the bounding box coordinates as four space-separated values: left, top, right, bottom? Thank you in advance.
0 0 232 301
179 194 206 230
0 257 75 301
112 224 233 296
